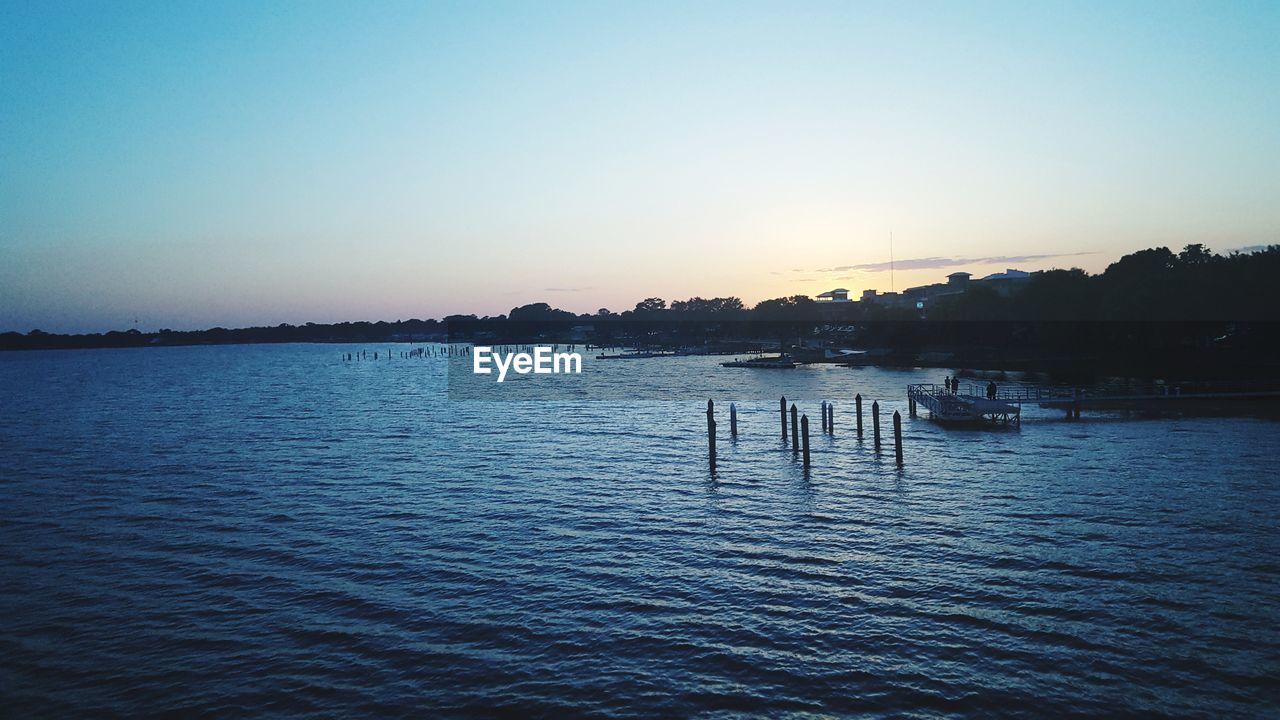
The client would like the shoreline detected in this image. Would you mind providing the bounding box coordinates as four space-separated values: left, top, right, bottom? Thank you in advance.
5 335 1279 390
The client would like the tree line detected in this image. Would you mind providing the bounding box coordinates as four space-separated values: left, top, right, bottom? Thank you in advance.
3 245 1276 354
928 244 1280 322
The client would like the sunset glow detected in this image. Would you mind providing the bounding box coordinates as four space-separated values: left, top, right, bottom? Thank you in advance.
3 1 1278 332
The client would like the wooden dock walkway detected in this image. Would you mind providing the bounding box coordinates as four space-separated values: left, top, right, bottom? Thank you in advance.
909 381 1280 423
907 384 1021 424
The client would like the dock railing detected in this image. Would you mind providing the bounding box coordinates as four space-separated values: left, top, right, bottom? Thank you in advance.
944 380 1280 404
959 383 1075 403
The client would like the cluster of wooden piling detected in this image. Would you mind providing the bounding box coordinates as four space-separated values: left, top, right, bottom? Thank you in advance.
708 393 904 474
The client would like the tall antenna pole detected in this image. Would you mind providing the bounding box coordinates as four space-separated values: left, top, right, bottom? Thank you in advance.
889 231 895 293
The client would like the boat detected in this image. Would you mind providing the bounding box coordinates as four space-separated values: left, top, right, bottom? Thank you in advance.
595 351 672 360
788 344 865 364
721 355 796 369
836 350 871 366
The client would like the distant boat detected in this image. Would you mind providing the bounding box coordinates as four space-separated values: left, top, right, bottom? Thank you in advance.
721 355 796 369
789 345 865 364
837 350 871 366
595 351 672 360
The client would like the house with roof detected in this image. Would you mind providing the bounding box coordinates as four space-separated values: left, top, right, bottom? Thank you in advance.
859 288 911 309
903 268 1039 315
979 268 1034 297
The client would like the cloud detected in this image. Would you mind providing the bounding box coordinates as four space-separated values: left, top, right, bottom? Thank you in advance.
813 252 1094 274
543 286 593 292
1226 244 1274 254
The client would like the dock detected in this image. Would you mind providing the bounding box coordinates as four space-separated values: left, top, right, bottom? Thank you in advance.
907 384 1021 424
908 381 1280 423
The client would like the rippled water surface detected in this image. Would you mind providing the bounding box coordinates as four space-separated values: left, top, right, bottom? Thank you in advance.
2 344 1278 717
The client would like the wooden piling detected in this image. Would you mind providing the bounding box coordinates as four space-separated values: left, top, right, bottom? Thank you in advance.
730 403 738 439
707 399 716 473
790 404 799 453
909 398 917 418
893 410 903 466
780 396 788 441
856 393 863 439
820 401 827 432
872 400 881 451
801 415 811 468
827 402 834 434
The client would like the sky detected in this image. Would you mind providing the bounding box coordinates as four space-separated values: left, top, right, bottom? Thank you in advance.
2 0 1278 333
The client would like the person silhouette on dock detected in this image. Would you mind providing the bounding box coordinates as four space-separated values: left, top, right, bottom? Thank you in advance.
944 375 951 393
986 381 997 400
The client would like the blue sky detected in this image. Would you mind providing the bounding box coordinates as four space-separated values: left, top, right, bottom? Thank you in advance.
2 1 1278 332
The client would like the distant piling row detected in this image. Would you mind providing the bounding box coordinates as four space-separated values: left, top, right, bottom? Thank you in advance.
342 343 477 362
705 392 905 475
342 343 582 363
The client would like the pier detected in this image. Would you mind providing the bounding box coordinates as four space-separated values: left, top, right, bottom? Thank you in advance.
907 384 1021 424
908 381 1280 423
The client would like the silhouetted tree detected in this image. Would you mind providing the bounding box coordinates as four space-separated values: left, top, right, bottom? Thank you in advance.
508 302 576 322
634 297 666 313
1178 243 1215 266
669 296 746 315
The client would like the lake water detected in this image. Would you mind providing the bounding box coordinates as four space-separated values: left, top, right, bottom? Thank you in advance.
1 344 1277 717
